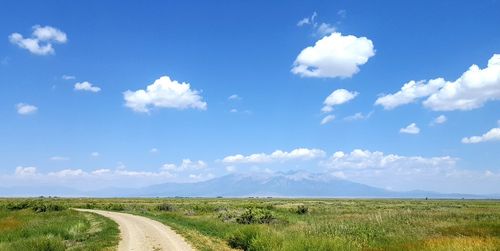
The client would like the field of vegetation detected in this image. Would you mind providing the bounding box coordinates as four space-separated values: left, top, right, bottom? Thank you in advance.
0 198 119 251
1 198 499 251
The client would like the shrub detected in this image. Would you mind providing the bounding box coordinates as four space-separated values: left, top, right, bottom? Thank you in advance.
105 203 125 211
236 208 276 224
156 203 175 212
227 226 260 251
296 205 309 215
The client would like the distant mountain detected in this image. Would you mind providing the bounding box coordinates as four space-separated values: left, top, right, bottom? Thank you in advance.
2 171 498 199
95 171 498 199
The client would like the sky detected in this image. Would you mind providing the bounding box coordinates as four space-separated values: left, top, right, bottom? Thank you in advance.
1 0 499 194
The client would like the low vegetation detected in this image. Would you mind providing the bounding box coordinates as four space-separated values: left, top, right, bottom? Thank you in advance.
1 198 499 250
0 198 119 251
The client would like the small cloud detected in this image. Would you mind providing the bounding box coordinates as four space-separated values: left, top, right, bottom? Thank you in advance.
226 166 236 172
230 108 238 113
15 166 37 176
150 148 158 153
321 114 335 125
292 33 375 78
431 115 447 125
297 12 317 27
322 89 358 113
74 81 101 92
9 25 67 55
337 9 347 19
462 125 500 144
62 75 75 80
344 111 373 121
50 156 69 161
228 94 241 100
123 75 207 113
400 123 420 134
16 103 38 115
91 152 100 157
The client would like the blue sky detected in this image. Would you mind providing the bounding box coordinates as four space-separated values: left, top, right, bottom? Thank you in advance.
1 0 499 194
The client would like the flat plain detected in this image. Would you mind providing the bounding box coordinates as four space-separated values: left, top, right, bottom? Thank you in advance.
0 198 499 250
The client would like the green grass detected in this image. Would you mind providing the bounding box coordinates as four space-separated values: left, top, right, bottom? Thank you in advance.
1 198 499 250
70 198 500 250
0 198 119 251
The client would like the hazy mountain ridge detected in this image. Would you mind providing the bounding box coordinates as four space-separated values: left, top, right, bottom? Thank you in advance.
1 171 498 198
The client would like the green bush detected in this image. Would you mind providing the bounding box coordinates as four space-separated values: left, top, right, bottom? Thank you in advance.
236 208 276 224
296 205 309 215
156 203 175 212
227 226 260 251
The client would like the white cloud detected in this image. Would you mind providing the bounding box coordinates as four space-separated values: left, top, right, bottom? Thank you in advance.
90 152 100 157
344 111 373 121
432 115 447 125
292 32 375 78
15 166 37 176
297 12 317 27
9 25 67 55
316 23 336 36
123 75 207 113
225 166 236 172
48 169 85 178
462 126 500 144
321 149 456 170
50 156 69 161
228 94 241 100
320 115 335 125
91 169 111 175
188 173 215 181
376 54 500 111
62 75 75 80
322 89 358 112
400 123 420 134
162 159 207 172
230 108 238 113
223 148 326 164
150 148 158 153
74 81 101 92
375 79 446 110
16 103 38 115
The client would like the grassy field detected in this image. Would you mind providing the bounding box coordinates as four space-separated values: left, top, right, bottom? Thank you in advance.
1 198 499 251
0 199 119 251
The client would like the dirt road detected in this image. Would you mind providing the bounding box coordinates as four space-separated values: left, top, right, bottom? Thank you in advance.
75 209 194 251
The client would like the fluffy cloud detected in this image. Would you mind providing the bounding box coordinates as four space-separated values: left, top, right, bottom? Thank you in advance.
292 32 375 78
322 89 358 112
376 54 500 111
462 126 500 144
375 79 445 110
321 149 456 170
74 81 101 92
9 25 67 55
320 115 335 125
400 123 420 134
223 148 326 164
162 159 207 172
123 76 207 113
16 103 38 115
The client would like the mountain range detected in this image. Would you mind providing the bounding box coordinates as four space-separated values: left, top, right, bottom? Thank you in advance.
1 171 497 199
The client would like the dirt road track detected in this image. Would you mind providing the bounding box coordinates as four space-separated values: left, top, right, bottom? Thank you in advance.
75 208 194 251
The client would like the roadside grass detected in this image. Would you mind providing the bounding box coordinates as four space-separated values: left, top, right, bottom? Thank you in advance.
0 199 119 251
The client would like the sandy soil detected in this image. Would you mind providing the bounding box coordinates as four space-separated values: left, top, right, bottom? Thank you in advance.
75 208 194 251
